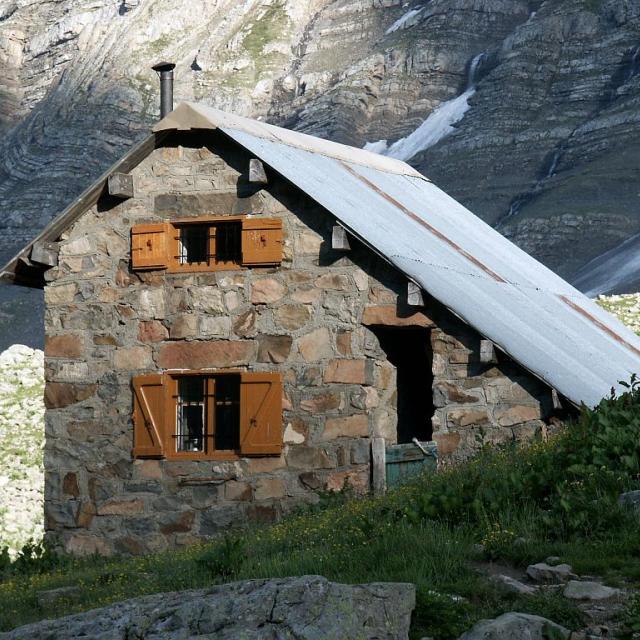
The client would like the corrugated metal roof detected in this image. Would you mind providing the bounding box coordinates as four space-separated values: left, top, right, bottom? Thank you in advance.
156 102 640 407
3 101 638 407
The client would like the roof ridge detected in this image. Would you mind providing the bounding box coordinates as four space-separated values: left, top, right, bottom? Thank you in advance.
154 102 429 180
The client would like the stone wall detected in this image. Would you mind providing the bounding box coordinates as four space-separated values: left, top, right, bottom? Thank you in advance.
429 312 555 461
42 131 557 555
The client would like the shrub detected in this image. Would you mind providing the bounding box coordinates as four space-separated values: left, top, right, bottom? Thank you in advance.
405 378 640 540
411 587 475 640
200 536 246 579
0 539 62 581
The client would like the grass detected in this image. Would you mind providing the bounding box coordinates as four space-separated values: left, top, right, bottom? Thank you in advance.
0 502 590 639
241 1 289 59
3 382 640 637
597 294 640 335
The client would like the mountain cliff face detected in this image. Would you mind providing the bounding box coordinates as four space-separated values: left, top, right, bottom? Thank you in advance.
0 0 639 348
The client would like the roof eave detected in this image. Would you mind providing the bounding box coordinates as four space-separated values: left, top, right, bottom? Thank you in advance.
0 131 167 288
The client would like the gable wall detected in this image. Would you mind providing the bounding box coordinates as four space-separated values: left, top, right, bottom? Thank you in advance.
42 132 556 555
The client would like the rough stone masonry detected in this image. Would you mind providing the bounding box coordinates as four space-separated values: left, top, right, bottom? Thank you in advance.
42 131 559 555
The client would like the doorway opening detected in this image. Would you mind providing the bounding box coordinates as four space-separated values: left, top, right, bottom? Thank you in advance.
373 327 434 443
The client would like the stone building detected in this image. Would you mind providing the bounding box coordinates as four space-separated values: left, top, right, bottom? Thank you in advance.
2 102 640 556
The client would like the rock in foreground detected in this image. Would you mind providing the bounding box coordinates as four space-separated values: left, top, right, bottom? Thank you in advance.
563 580 621 601
526 562 576 584
0 576 415 640
458 612 570 640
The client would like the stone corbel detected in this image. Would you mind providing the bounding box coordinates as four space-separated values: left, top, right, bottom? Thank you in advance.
479 339 498 364
407 281 424 306
332 224 351 251
551 388 562 410
249 158 268 184
108 173 134 199
30 241 60 267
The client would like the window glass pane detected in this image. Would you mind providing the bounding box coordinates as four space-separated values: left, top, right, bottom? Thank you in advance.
179 225 209 264
213 221 242 264
215 375 240 450
177 377 206 452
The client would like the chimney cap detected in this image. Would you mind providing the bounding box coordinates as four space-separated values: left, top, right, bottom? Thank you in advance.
152 61 176 73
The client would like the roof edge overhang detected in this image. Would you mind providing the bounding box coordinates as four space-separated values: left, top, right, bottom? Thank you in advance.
0 131 168 288
2 102 427 287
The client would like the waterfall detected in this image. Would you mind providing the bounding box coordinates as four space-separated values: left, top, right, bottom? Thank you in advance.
467 53 486 89
545 149 561 179
385 6 425 35
362 51 486 161
504 196 527 221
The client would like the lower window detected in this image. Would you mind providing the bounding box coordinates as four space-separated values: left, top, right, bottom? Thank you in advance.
175 375 240 454
132 370 282 460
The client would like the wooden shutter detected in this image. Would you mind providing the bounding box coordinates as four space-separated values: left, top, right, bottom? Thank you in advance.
240 372 283 455
132 374 166 458
131 223 170 270
241 218 283 266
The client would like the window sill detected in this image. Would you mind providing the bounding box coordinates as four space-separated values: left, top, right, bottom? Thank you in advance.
164 451 241 461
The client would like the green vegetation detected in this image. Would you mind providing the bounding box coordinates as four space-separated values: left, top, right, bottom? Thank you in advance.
241 1 288 58
3 381 640 637
145 33 174 57
597 294 640 335
219 1 290 90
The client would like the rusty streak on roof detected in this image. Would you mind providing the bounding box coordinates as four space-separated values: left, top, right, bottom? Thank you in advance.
338 160 507 284
559 294 640 359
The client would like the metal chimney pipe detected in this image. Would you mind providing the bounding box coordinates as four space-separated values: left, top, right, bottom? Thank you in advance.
151 61 176 118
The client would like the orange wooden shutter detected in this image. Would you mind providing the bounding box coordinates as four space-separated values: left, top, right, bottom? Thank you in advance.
240 372 283 455
131 223 170 270
132 374 166 458
241 218 283 266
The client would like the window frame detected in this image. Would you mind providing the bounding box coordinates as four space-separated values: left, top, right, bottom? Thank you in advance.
130 215 284 273
164 370 242 461
169 215 244 273
132 369 284 461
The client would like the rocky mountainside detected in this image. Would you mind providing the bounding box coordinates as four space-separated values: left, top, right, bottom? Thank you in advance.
0 0 639 347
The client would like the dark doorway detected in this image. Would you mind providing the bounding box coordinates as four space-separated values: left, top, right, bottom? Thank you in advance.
373 327 434 443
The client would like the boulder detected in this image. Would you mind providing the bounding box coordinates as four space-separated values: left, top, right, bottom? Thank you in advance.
562 580 621 601
35 586 82 608
526 562 576 584
489 574 537 595
4 576 415 639
619 490 640 511
458 612 570 640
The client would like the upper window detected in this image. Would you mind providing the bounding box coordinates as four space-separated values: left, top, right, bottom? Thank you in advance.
132 371 282 460
130 216 282 273
176 220 242 269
